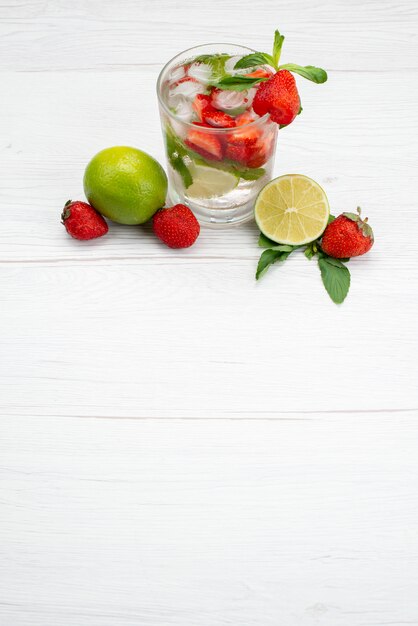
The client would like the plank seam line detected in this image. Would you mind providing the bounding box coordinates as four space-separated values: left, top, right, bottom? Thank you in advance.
1 408 417 420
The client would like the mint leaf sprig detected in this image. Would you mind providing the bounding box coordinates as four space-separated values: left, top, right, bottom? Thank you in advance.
236 29 327 83
216 29 327 91
256 217 352 305
317 253 350 304
164 126 193 189
256 233 301 280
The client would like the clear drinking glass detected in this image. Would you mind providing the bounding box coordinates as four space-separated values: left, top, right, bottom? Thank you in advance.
157 44 278 227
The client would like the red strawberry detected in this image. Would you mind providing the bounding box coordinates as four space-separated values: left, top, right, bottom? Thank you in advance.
230 112 260 144
224 143 248 165
253 70 300 126
192 94 212 120
224 112 261 165
185 123 223 160
249 128 276 168
61 200 108 240
152 204 200 249
246 146 268 169
202 105 235 128
321 208 374 258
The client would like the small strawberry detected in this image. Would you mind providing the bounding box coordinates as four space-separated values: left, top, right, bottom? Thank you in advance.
321 208 374 258
61 200 108 240
253 70 300 126
185 123 223 160
152 204 200 249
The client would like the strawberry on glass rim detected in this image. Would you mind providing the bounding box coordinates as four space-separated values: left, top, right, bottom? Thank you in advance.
215 30 327 128
157 31 327 226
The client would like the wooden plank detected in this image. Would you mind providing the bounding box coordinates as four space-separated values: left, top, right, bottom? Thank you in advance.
0 415 417 626
1 0 417 71
1 258 416 418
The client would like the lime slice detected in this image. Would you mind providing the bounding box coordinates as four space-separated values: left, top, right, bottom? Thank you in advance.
186 162 238 199
255 174 330 245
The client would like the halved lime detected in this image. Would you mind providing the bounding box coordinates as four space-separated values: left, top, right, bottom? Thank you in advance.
186 162 238 199
255 174 330 245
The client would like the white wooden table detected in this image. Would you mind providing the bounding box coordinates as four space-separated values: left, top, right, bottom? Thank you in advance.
1 1 418 624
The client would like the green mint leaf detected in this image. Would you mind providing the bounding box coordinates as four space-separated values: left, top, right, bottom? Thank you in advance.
321 256 346 269
194 53 229 63
279 63 328 84
258 233 299 251
304 240 324 259
172 156 193 188
234 52 274 70
318 256 350 304
256 249 292 280
258 232 278 248
165 129 193 189
190 156 264 182
238 167 265 181
271 244 295 252
273 30 285 67
214 75 269 92
304 241 319 259
193 53 230 79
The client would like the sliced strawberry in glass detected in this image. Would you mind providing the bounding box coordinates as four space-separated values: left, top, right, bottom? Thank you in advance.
202 106 236 128
224 142 249 165
192 94 212 121
185 123 223 161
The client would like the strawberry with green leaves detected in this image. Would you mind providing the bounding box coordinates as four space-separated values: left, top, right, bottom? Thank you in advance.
253 70 300 126
215 30 327 128
321 207 374 258
256 208 374 305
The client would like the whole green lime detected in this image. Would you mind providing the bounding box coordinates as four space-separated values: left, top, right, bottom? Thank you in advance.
83 146 167 225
